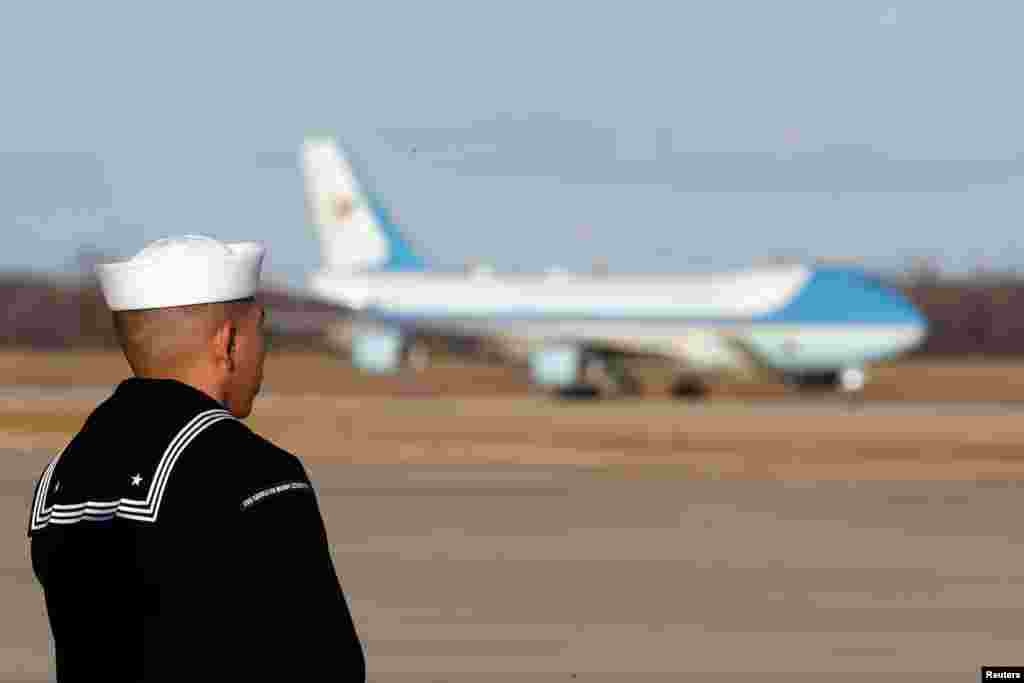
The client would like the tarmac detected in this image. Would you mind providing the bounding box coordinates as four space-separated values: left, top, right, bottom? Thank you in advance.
4 450 1024 681
8 382 1024 422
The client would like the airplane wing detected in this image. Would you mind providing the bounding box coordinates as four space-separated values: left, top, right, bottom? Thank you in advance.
574 326 783 383
715 329 783 381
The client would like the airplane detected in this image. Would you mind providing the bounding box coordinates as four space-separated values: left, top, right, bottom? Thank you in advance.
299 136 929 399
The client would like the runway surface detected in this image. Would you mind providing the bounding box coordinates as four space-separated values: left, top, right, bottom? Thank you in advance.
4 451 1023 681
8 385 1024 481
3 383 1024 416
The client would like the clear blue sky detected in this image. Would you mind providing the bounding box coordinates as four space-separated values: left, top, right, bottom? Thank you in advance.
3 1 1024 288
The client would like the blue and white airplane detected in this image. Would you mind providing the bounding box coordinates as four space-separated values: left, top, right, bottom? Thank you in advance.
300 137 928 397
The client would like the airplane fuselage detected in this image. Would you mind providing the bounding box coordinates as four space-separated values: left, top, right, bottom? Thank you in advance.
309 263 927 376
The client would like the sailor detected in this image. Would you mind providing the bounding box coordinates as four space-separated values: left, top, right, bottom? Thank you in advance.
28 235 365 681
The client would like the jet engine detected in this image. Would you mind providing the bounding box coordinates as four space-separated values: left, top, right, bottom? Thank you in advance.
527 345 582 388
351 327 405 374
325 320 429 374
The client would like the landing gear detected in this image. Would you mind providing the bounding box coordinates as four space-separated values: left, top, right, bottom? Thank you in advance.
555 384 602 400
839 367 866 393
839 367 866 410
405 340 430 372
783 367 867 405
599 355 644 397
670 376 708 400
785 370 841 393
549 352 643 400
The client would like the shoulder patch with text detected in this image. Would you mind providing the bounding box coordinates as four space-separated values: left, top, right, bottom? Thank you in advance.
240 481 311 511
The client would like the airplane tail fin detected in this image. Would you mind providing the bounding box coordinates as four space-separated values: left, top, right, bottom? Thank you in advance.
300 136 427 273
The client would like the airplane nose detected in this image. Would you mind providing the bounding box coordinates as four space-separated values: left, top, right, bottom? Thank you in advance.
892 295 929 352
902 318 928 351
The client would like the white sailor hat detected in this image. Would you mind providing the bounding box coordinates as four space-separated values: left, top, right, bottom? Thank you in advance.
95 235 266 311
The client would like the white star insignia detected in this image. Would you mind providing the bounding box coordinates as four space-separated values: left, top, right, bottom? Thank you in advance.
131 474 143 487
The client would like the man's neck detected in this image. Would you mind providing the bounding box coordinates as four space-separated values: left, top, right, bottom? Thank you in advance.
133 369 227 408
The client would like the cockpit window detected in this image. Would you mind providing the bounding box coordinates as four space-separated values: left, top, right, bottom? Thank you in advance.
858 273 890 291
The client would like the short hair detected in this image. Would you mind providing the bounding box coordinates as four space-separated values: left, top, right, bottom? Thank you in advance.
112 298 255 376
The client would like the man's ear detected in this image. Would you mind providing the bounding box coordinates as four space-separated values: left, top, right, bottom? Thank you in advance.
213 319 237 371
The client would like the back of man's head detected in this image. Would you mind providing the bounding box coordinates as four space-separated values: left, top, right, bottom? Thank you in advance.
112 300 254 378
96 235 267 417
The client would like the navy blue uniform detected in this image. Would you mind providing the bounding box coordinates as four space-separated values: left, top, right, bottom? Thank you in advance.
28 378 365 681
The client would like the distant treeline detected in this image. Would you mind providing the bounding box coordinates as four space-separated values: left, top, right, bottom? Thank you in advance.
1 274 1023 357
0 275 342 351
0 276 113 349
902 280 1024 356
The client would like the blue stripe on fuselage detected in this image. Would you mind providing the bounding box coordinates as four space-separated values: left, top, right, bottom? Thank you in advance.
761 267 925 326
